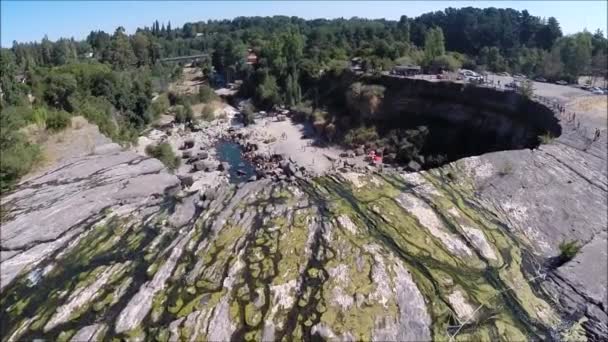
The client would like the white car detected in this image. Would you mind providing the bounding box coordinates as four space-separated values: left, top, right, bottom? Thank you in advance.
459 69 479 78
591 88 605 95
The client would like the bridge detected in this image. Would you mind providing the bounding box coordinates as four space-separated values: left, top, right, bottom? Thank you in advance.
159 54 209 63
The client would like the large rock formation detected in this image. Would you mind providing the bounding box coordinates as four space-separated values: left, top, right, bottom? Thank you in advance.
1 84 606 341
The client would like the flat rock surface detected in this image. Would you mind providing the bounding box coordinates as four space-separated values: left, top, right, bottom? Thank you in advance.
0 144 179 290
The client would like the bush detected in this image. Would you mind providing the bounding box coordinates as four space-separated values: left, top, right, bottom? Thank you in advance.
242 104 255 126
292 102 313 121
558 240 580 263
201 105 215 121
45 110 72 132
116 123 140 146
151 93 170 119
145 142 180 171
518 80 535 98
72 96 117 139
174 104 194 124
198 85 218 103
0 138 40 192
0 109 41 191
538 133 555 144
343 126 379 147
30 107 47 128
428 54 462 72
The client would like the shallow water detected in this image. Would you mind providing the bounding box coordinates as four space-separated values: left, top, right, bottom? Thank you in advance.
216 141 256 183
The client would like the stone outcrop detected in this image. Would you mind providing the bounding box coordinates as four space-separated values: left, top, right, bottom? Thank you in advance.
1 83 605 341
0 143 180 291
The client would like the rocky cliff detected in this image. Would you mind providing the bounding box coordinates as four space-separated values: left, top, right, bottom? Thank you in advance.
1 84 606 341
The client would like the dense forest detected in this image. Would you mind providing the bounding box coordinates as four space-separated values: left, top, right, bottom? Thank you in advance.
1 7 607 190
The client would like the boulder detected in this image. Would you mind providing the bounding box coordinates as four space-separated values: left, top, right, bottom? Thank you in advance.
182 151 192 159
201 187 216 201
193 161 206 172
406 160 421 172
181 139 195 150
415 155 425 165
355 147 365 156
187 152 209 164
282 162 297 177
178 175 194 188
218 162 230 172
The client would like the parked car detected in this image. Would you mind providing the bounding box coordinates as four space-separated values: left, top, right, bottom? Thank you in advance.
535 77 547 82
555 80 568 85
591 89 605 95
498 72 510 77
459 69 481 78
513 73 527 79
581 84 592 90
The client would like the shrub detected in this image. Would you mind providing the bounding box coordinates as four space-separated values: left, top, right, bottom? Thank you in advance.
201 105 215 121
538 133 555 144
45 110 72 132
0 109 41 191
558 240 580 263
343 126 379 147
292 102 313 121
518 80 535 98
174 104 194 124
198 85 218 103
428 54 462 72
72 96 117 139
116 123 140 146
145 142 180 171
242 104 256 126
31 107 48 128
151 93 170 119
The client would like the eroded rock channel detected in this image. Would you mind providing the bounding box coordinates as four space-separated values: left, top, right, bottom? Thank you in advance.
1 81 605 341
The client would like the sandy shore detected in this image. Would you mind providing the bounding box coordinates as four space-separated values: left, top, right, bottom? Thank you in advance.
242 116 368 175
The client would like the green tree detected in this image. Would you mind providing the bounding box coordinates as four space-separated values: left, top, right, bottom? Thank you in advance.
398 15 411 42
255 73 281 109
558 32 592 78
132 32 151 66
107 27 136 69
44 73 78 111
480 46 506 72
424 27 445 62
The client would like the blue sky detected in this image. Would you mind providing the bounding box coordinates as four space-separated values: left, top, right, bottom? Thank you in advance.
2 1 607 47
